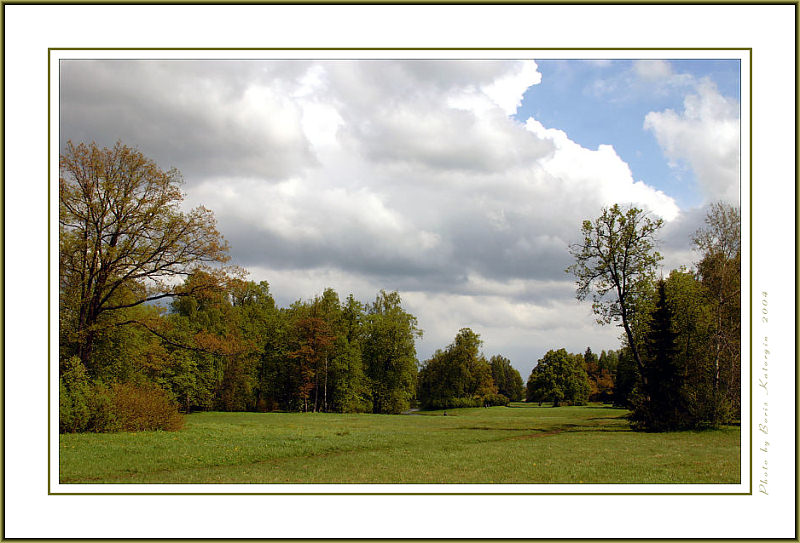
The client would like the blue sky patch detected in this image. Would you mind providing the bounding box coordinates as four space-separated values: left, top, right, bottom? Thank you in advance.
515 59 740 208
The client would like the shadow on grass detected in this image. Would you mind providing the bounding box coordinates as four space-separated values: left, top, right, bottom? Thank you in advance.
506 404 626 410
457 423 632 435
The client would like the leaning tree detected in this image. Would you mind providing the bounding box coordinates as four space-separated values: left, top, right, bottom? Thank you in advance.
567 204 663 389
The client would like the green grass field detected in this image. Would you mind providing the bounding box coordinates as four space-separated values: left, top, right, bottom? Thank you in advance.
59 404 740 485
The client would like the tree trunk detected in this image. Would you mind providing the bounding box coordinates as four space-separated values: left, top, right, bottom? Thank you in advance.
621 313 650 401
78 326 95 371
313 362 319 413
323 355 328 412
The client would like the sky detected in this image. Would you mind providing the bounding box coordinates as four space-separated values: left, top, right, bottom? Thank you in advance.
59 57 741 379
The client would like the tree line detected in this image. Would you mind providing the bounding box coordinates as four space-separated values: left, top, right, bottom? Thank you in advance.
59 141 527 432
58 141 739 434
417 328 524 410
59 143 416 430
560 202 741 430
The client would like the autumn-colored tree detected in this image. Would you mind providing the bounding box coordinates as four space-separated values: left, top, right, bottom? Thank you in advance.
250 290 371 414
583 347 614 403
290 307 335 413
59 141 229 371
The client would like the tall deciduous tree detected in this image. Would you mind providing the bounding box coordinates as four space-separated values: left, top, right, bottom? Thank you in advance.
363 290 421 414
489 355 524 402
418 328 497 410
327 294 371 413
60 141 229 369
567 204 663 389
168 271 255 412
693 202 741 420
289 293 338 413
663 268 716 426
526 349 590 407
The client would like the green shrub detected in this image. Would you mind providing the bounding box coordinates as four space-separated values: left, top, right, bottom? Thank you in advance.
59 357 94 433
424 396 483 410
87 382 119 432
482 393 510 407
60 379 87 433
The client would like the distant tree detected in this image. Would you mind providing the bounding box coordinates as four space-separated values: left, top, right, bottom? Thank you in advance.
230 280 280 412
60 141 229 371
256 307 297 412
251 289 410 415
598 349 619 375
583 347 614 403
168 271 254 412
290 312 334 413
418 328 499 410
567 205 663 391
327 294 372 414
363 291 422 414
583 347 598 367
526 349 590 407
592 368 615 403
489 355 524 402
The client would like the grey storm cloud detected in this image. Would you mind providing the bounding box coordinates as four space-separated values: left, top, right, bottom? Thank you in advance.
60 60 318 181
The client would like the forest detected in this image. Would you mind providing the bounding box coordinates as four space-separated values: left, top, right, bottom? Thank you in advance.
59 141 741 434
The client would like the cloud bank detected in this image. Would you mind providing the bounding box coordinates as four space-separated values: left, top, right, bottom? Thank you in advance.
60 58 732 376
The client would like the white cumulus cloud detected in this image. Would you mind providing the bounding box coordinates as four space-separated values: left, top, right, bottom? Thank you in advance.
644 79 740 204
524 118 680 221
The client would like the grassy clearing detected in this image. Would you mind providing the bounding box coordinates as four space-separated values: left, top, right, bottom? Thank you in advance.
59 403 740 484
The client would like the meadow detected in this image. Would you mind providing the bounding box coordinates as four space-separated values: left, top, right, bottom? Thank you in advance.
59 404 740 485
